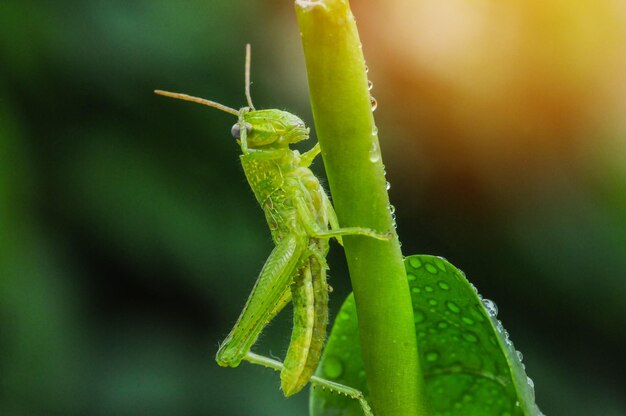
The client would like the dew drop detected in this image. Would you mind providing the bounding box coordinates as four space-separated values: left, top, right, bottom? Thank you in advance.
409 257 422 269
370 96 378 111
425 263 438 274
526 376 534 389
428 299 438 306
414 310 425 323
407 273 417 281
368 79 373 90
425 351 439 362
471 305 486 322
437 281 450 290
386 181 391 190
450 363 463 372
433 257 446 271
462 332 478 343
411 287 421 294
461 316 475 325
446 301 461 313
470 283 483 299
372 125 378 136
365 65 369 73
323 356 343 379
516 350 524 362
482 298 498 317
496 320 504 333
369 141 381 163
424 285 434 292
389 204 395 215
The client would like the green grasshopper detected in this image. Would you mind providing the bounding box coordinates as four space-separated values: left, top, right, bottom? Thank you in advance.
155 45 386 415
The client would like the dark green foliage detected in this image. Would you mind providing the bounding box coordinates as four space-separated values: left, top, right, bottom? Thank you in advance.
311 255 543 416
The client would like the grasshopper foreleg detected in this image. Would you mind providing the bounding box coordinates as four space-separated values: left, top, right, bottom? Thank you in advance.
295 197 392 242
299 142 321 167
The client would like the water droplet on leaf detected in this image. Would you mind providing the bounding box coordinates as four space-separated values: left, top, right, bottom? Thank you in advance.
425 263 438 274
482 298 498 317
409 257 422 269
446 301 461 313
433 257 446 271
323 356 343 379
414 311 425 323
463 332 478 343
462 316 475 325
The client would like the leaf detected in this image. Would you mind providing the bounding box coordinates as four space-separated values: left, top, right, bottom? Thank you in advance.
310 255 543 416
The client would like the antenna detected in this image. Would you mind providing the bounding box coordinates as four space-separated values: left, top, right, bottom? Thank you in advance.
245 44 255 110
154 90 239 116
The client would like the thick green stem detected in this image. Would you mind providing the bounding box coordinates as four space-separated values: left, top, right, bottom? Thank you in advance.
295 1 428 415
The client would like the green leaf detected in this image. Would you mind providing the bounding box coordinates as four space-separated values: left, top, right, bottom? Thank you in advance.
310 255 543 416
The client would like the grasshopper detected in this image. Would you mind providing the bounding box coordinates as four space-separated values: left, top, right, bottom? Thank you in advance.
155 45 386 415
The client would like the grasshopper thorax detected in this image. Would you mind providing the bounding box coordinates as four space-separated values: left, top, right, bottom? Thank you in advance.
232 109 309 149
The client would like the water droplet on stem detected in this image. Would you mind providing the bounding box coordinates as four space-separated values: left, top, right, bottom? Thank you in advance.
369 141 381 163
370 96 378 111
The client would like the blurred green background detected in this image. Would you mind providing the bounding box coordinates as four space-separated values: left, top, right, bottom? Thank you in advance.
0 1 624 415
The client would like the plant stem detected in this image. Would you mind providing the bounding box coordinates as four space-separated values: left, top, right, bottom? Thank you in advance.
295 1 428 415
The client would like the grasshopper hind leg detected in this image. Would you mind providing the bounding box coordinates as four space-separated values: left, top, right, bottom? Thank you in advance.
244 352 373 416
280 253 329 396
216 235 303 368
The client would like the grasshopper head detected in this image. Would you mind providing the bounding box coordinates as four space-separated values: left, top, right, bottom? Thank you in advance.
157 46 309 151
232 109 309 149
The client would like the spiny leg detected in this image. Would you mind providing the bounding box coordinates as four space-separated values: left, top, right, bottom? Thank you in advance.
300 142 321 167
295 198 392 241
245 352 373 416
323 191 343 246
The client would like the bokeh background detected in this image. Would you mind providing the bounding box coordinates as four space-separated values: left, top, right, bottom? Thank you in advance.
1 0 625 415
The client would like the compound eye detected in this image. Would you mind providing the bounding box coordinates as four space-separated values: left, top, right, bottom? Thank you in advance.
231 122 252 139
